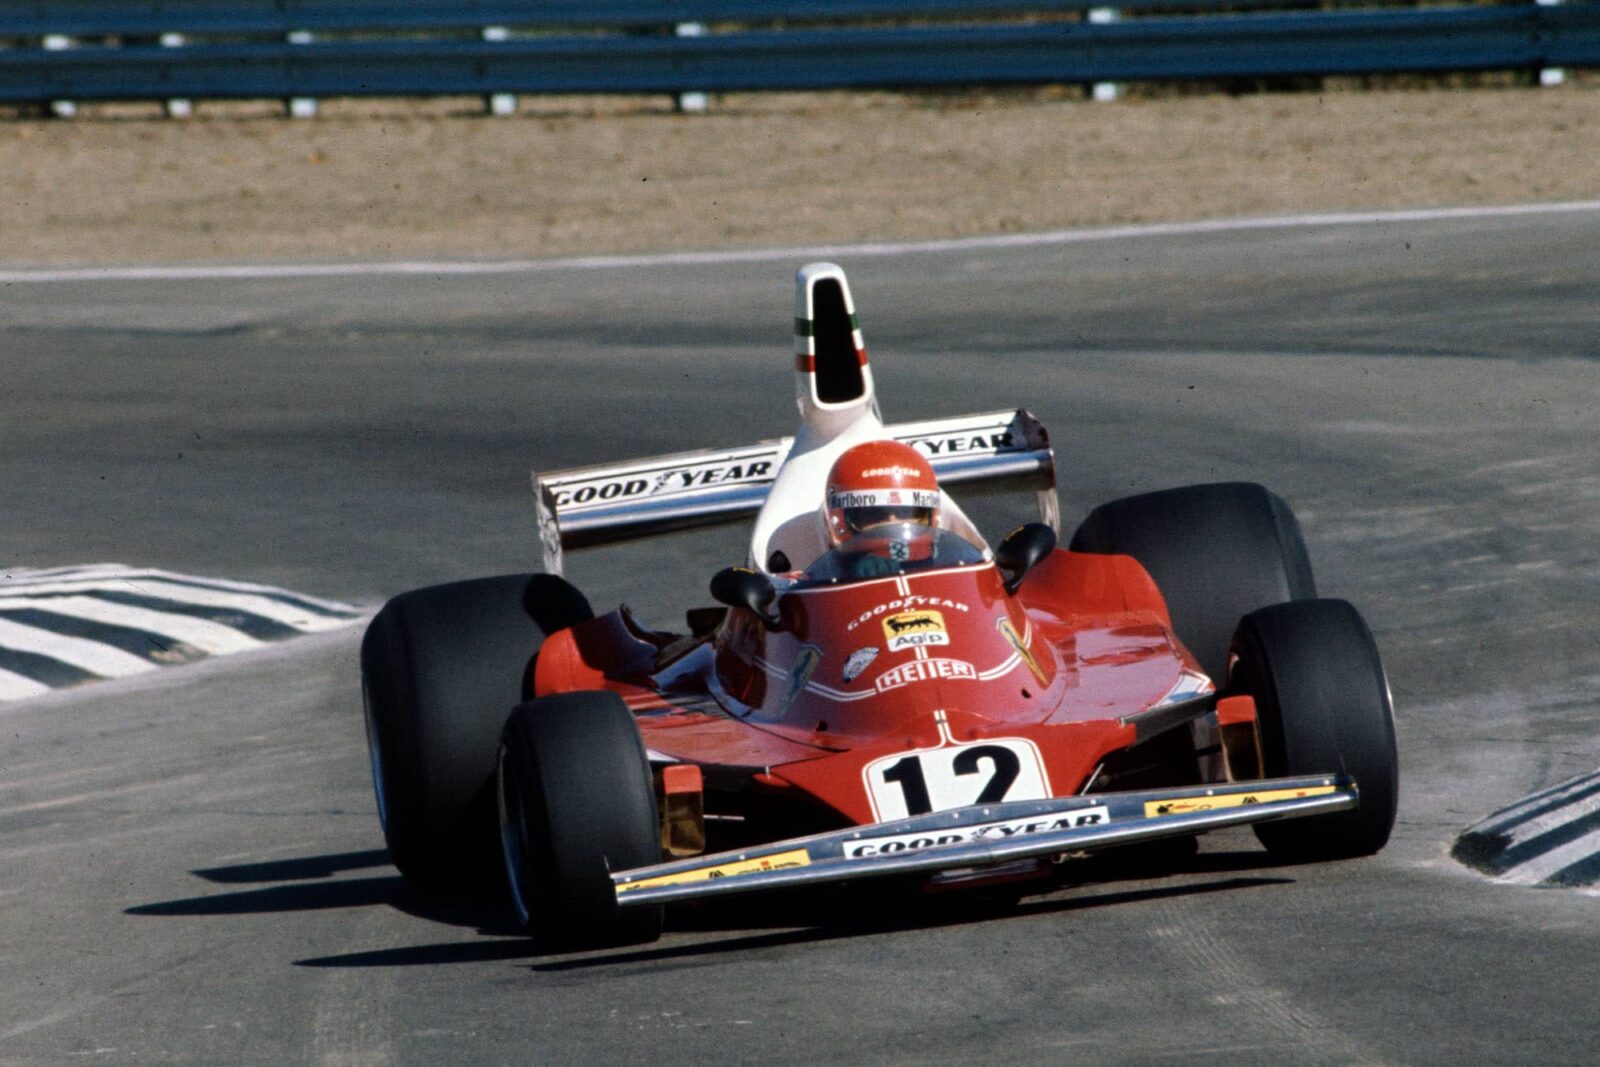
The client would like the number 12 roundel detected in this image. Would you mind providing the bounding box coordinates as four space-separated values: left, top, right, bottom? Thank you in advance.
862 737 1052 821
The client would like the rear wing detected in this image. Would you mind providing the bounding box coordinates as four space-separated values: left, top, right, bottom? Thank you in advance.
534 409 1057 575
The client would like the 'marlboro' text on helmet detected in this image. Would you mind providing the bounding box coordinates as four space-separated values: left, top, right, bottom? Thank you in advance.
824 440 941 545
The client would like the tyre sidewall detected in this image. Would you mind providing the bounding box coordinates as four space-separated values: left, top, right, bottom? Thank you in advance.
1232 599 1398 858
1070 482 1315 681
499 691 663 949
361 573 591 887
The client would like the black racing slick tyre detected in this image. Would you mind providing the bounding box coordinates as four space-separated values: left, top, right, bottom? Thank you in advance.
497 692 663 950
1228 599 1399 860
360 573 593 890
1069 482 1315 682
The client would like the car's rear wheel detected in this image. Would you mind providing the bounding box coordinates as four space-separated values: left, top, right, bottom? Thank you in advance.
360 573 592 890
1069 482 1315 681
1228 599 1398 860
498 691 664 949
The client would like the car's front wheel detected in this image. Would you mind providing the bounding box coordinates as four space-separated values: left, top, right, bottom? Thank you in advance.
498 691 664 949
1228 599 1399 860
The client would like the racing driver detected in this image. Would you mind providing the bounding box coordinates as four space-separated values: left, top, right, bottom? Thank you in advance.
803 440 984 582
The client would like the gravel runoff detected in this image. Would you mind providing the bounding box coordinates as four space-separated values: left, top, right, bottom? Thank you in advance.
1 85 1597 266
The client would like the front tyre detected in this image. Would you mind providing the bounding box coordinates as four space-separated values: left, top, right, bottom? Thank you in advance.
1229 599 1399 860
498 691 663 950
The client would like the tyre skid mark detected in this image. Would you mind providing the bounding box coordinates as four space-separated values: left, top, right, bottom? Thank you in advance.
1150 896 1374 1064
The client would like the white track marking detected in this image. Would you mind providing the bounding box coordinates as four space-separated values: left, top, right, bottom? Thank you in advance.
0 577 352 630
0 617 155 678
0 595 264 655
2 201 1597 284
1495 825 1600 885
1467 771 1600 837
0 666 51 700
1 564 359 616
1493 788 1600 851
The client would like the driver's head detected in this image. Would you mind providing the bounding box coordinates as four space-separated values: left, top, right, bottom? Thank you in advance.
824 440 940 545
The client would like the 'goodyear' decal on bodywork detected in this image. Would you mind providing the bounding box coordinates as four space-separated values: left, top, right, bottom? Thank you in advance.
1143 784 1337 818
846 596 970 632
845 806 1112 858
615 849 812 892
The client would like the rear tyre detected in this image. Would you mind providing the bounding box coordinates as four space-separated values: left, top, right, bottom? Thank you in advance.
1228 599 1398 860
1069 482 1315 681
498 691 664 949
360 573 592 890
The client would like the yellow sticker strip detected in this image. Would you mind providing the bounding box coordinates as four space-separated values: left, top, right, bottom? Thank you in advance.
615 849 812 893
1143 784 1337 818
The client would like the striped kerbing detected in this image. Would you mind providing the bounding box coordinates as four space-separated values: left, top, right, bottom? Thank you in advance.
1453 769 1600 889
0 564 363 702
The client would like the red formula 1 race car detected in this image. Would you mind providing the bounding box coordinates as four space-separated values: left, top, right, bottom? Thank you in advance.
361 263 1398 950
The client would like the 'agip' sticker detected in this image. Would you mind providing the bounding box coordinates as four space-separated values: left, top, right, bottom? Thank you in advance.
883 610 947 651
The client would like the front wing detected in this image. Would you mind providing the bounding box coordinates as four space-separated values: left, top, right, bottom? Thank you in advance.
613 774 1354 907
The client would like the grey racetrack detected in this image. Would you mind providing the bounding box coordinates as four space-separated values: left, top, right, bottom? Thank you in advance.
3 207 1598 1063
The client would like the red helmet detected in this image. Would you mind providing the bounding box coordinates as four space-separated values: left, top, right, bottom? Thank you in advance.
824 440 940 545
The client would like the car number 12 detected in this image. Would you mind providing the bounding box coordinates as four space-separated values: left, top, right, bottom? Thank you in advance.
863 738 1051 820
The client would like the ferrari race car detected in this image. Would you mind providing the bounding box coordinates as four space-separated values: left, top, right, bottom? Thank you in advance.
361 263 1399 950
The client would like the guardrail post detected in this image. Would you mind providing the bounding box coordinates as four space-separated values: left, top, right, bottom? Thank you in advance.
161 33 193 118
675 23 709 113
286 30 318 118
1088 9 1121 101
1536 0 1566 86
483 26 518 115
43 34 76 118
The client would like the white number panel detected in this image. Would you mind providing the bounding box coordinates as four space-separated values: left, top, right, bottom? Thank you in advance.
862 737 1052 821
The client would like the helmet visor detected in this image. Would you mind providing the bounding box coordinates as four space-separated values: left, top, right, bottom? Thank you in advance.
843 505 935 533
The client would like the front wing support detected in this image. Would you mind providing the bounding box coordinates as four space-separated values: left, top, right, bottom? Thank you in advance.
613 774 1355 907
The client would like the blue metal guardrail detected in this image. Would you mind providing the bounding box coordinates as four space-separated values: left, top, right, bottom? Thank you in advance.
1 2 1596 103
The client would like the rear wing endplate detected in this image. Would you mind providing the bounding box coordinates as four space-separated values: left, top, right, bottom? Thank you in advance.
534 409 1056 575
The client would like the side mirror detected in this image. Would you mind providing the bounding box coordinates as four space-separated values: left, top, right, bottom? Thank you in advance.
995 523 1057 595
710 567 784 630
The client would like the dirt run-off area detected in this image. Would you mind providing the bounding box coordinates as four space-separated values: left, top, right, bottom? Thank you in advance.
0 85 1596 266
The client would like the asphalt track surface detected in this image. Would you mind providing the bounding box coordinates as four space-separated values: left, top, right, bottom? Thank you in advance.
4 207 1599 1063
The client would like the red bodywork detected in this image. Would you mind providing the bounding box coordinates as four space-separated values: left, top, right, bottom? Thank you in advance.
534 549 1216 837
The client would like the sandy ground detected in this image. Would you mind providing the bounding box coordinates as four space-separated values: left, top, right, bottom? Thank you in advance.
1 85 1596 266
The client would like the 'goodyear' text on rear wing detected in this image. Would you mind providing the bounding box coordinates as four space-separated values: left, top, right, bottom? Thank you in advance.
533 409 1055 575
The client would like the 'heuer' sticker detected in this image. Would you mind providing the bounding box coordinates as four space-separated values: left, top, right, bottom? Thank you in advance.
845 806 1112 858
615 849 812 892
1144 784 1337 818
842 646 879 684
883 610 948 651
875 657 975 693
